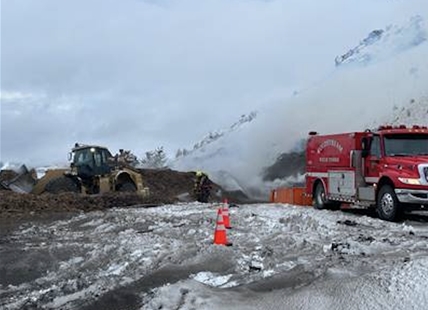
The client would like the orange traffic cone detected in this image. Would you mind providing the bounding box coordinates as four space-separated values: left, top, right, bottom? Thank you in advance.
213 208 232 246
222 198 232 229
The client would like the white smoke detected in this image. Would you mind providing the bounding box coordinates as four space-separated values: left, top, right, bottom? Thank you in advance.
173 14 428 198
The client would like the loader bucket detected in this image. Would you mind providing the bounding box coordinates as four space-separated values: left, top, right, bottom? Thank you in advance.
0 165 37 194
31 169 70 194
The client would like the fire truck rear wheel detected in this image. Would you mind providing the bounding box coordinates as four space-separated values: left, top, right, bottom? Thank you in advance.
314 182 340 210
377 185 402 222
314 182 329 209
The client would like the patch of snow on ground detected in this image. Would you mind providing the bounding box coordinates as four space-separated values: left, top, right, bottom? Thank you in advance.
192 272 233 287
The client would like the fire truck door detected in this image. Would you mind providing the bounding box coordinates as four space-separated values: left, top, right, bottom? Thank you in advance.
364 135 381 183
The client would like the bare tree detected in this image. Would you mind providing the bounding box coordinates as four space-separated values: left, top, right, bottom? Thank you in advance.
141 147 168 169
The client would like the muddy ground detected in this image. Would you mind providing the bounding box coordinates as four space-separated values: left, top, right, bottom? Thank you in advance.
0 168 251 226
2 202 428 310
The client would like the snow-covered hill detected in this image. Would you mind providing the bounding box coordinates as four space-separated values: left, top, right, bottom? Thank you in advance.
171 14 428 199
173 112 257 160
335 15 426 67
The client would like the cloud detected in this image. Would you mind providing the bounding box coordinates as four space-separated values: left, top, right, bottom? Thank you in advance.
0 0 418 165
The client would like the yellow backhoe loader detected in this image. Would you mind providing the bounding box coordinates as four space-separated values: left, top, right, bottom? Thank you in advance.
31 143 149 196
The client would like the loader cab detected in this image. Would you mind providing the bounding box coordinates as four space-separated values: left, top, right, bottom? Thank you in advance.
71 145 112 178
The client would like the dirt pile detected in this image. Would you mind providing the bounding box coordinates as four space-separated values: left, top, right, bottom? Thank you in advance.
0 168 248 219
0 191 170 219
138 169 199 199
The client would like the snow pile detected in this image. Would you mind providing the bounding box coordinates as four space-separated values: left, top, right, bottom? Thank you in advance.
0 162 23 171
140 205 428 310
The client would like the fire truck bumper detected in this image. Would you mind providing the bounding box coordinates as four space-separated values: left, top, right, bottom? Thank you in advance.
395 189 428 205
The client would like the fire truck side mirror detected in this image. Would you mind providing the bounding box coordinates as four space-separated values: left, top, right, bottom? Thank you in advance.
362 149 369 158
350 151 357 168
361 137 371 158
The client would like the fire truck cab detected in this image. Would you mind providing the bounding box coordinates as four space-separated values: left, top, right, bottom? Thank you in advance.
306 125 428 221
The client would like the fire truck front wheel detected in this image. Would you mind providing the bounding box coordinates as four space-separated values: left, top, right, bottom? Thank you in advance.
377 185 402 222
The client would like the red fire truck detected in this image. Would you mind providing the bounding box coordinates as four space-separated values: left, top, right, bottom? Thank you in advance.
305 125 428 221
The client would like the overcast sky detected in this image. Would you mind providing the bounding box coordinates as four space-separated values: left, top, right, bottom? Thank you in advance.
0 0 420 166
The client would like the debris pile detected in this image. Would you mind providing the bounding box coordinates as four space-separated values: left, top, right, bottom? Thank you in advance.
0 168 248 219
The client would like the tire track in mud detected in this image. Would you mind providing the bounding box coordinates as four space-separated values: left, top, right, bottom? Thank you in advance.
233 264 321 293
77 255 236 310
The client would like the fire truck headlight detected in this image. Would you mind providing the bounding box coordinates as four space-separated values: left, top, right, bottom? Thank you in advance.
398 177 422 185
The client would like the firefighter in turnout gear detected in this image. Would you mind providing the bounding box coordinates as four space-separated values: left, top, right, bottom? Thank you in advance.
193 171 212 203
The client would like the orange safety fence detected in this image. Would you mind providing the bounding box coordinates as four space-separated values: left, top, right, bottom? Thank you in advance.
270 187 312 206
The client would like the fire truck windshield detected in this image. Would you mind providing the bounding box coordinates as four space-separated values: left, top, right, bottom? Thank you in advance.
384 134 428 156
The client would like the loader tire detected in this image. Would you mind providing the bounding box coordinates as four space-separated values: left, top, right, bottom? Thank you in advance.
117 182 137 192
377 185 402 222
45 176 80 194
